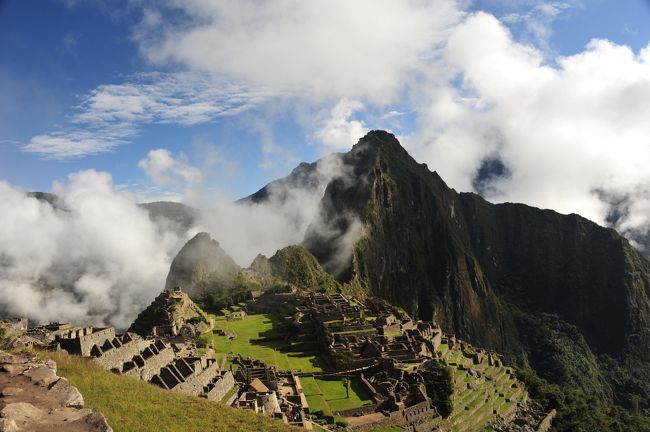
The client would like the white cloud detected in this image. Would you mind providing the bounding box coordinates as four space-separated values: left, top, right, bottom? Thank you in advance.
409 12 650 245
136 0 463 103
314 98 368 152
23 72 271 158
139 148 203 187
194 153 352 267
0 171 186 328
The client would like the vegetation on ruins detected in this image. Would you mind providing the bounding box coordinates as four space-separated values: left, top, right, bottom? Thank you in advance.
517 367 650 432
436 340 527 431
422 361 454 417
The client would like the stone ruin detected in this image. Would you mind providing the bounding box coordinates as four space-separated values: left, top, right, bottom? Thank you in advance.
293 292 442 372
286 292 446 431
127 286 213 342
233 356 311 430
47 325 237 403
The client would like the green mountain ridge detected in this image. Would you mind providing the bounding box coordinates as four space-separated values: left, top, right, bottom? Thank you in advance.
301 131 650 416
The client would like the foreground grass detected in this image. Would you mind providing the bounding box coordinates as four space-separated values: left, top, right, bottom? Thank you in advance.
209 314 327 373
47 351 294 432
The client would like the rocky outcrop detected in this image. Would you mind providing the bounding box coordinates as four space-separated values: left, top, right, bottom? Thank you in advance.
0 352 112 432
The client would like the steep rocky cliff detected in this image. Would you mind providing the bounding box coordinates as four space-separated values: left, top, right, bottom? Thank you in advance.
303 131 650 407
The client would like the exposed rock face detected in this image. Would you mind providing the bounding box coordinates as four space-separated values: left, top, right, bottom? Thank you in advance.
165 232 241 296
0 352 112 432
240 161 321 204
302 130 650 403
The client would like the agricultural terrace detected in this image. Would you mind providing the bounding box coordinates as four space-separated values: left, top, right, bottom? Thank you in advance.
436 341 528 432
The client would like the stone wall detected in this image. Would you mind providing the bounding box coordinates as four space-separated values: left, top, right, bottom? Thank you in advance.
57 327 116 356
92 336 150 371
536 409 557 432
122 340 174 381
174 359 221 396
204 371 235 401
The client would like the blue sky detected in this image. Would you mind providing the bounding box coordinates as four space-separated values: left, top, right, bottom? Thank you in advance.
1 0 650 206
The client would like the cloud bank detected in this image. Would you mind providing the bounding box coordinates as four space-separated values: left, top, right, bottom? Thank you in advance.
192 153 352 267
408 12 650 250
137 0 462 102
0 171 185 328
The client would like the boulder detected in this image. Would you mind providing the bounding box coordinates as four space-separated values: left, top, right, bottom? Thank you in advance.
49 377 84 408
23 365 59 387
0 387 22 397
1 402 44 424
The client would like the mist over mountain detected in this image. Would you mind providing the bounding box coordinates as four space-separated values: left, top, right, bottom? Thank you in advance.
167 130 650 415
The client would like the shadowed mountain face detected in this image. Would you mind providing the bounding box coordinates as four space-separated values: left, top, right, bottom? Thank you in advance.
302 131 650 404
164 232 241 296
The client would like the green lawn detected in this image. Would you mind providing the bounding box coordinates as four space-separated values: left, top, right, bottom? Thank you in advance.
46 351 292 432
301 377 374 415
207 314 327 373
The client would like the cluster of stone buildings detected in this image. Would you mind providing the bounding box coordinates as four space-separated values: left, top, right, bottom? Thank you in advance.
3 287 528 432
253 292 447 431
233 356 311 430
43 318 313 429
295 293 442 372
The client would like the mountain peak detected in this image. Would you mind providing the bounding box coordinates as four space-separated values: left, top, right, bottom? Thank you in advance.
352 130 406 155
164 232 240 296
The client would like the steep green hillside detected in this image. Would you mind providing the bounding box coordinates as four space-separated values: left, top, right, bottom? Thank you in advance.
302 130 650 420
267 245 340 292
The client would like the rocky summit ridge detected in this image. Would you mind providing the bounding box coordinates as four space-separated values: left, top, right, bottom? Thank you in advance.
301 131 650 405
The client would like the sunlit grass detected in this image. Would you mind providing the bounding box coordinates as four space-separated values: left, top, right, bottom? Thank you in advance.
47 351 295 432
